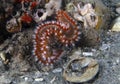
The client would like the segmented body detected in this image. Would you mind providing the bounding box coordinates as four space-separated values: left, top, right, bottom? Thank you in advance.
33 10 80 65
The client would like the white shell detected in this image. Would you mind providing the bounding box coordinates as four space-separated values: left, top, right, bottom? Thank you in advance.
0 52 6 61
116 7 120 14
111 17 120 32
116 2 120 14
63 57 99 83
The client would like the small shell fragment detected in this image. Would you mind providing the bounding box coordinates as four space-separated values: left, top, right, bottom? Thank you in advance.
63 57 99 83
82 52 93 56
35 78 44 82
116 2 120 14
111 17 120 32
116 7 120 14
0 52 9 64
6 18 22 33
0 52 6 61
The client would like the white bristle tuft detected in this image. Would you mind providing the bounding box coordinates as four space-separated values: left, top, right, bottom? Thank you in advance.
40 42 44 45
40 37 45 40
47 32 50 35
52 21 55 24
36 26 40 29
75 38 79 41
55 32 58 36
62 35 65 38
41 47 44 50
59 30 62 34
42 55 46 61
48 57 51 63
65 44 68 47
50 56 55 60
62 39 65 43
41 23 44 26
60 23 63 26
34 47 36 51
65 40 68 43
78 32 81 35
45 46 49 49
43 51 47 54
47 29 50 32
46 36 49 39
56 21 60 25
72 43 75 46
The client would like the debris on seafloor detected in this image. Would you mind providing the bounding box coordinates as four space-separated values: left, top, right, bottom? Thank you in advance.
33 9 45 24
63 57 99 83
52 68 62 73
66 0 111 30
40 0 62 21
116 7 120 14
6 17 22 33
82 52 93 57
116 2 120 14
50 76 56 83
72 2 98 29
34 77 44 82
0 52 10 64
0 52 6 62
111 17 120 32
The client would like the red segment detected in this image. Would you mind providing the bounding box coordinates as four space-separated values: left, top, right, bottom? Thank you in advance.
21 13 32 24
30 1 37 10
